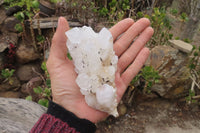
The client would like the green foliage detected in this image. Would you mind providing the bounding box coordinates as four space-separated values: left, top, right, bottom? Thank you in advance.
140 7 173 47
50 0 61 3
67 53 72 60
1 68 15 85
98 7 109 17
137 12 144 19
26 61 51 107
36 35 45 43
5 0 40 38
25 96 32 101
1 69 15 79
170 8 178 16
131 66 160 93
14 12 25 22
15 23 23 32
180 12 189 22
189 45 200 71
33 86 43 94
183 38 192 43
38 99 49 107
175 37 180 40
186 89 197 104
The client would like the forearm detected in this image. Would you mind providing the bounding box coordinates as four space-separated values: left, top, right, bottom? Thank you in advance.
30 101 96 133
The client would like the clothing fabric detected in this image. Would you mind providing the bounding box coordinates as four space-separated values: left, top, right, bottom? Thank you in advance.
30 101 96 133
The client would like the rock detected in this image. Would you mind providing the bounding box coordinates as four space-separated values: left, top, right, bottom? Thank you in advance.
16 64 41 82
169 40 193 53
0 33 18 53
146 45 191 99
6 6 22 16
0 6 7 25
0 0 4 6
16 42 40 64
6 32 18 45
0 98 46 133
21 84 29 95
0 91 20 98
0 41 8 53
39 0 56 16
3 17 20 32
0 53 4 69
118 103 127 116
0 76 21 92
21 77 43 95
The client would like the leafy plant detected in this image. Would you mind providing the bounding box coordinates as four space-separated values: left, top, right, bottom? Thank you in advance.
186 89 197 104
189 45 200 71
50 0 61 3
5 0 40 49
180 12 189 22
1 69 15 79
26 61 51 107
170 8 178 16
1 68 15 84
142 7 173 47
131 66 160 93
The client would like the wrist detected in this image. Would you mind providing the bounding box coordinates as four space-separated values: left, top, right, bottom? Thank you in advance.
47 101 97 133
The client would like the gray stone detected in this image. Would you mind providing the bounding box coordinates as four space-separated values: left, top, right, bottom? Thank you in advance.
16 64 41 82
16 42 40 64
6 32 19 45
0 32 18 52
0 41 8 52
0 53 4 69
0 6 6 25
0 0 4 6
3 17 20 32
146 45 191 99
0 98 46 133
21 77 43 95
0 76 21 92
169 40 193 53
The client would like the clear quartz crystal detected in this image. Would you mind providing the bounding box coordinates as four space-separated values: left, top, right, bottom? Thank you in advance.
65 26 119 117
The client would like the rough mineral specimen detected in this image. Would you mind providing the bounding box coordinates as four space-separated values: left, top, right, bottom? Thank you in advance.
65 26 119 117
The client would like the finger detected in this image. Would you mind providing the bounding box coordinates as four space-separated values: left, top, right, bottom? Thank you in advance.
109 18 134 41
121 47 150 86
50 17 70 60
114 18 150 57
118 27 154 73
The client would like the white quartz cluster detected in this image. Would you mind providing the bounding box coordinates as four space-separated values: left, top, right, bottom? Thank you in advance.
65 26 119 117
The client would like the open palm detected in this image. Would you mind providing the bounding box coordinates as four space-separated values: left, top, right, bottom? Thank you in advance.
46 17 153 123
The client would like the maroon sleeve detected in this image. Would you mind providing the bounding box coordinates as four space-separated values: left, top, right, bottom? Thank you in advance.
30 101 96 133
30 114 79 133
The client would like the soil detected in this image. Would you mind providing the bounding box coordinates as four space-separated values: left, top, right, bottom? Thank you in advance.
96 99 200 133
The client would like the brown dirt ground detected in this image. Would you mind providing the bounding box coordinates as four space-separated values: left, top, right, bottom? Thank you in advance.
96 99 200 133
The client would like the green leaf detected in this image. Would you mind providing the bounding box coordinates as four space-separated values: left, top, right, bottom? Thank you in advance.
33 87 43 94
44 88 51 97
25 96 32 101
32 0 39 9
15 23 23 32
46 79 51 88
38 99 49 107
41 62 47 71
67 53 72 60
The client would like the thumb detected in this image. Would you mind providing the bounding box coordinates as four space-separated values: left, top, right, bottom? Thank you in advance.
50 17 70 60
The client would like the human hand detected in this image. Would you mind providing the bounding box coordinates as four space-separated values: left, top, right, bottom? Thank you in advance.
46 17 153 123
